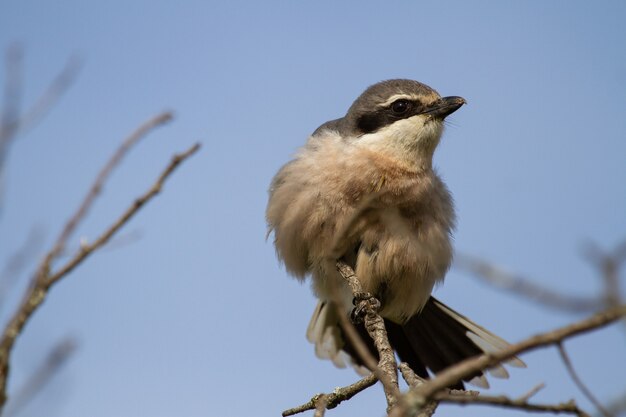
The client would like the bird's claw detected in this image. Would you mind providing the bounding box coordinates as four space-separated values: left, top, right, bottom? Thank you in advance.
350 292 381 323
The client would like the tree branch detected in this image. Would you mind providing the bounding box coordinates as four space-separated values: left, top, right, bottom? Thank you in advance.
393 305 626 417
336 261 400 411
45 111 173 265
0 138 200 409
282 374 378 416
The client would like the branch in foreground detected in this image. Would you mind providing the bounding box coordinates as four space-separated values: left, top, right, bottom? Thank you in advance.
0 141 200 409
336 261 400 410
394 305 626 417
398 364 439 417
402 360 588 417
282 374 378 416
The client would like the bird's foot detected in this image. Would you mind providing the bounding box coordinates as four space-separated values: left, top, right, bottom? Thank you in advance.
350 292 381 324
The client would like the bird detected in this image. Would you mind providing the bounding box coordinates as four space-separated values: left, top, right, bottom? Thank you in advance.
266 79 524 388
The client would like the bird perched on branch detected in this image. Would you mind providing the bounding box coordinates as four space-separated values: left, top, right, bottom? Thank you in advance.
266 79 523 388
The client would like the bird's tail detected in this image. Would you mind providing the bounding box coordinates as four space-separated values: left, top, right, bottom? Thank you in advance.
306 297 525 388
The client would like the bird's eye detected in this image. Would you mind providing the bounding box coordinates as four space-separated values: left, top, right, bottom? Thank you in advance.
391 99 411 114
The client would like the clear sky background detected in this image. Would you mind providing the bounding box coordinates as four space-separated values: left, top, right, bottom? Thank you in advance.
1 1 625 417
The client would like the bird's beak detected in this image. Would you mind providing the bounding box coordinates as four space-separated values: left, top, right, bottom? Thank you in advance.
423 96 466 119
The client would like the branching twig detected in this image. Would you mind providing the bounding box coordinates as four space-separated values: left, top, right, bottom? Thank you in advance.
557 343 613 417
398 363 441 417
393 305 626 417
45 142 199 286
0 138 200 409
399 363 425 388
282 374 378 416
45 111 173 265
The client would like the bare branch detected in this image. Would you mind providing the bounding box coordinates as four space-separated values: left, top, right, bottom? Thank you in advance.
394 305 626 417
46 142 199 286
436 391 591 416
517 383 546 403
455 254 603 313
398 363 444 417
0 140 200 409
557 343 613 417
399 363 425 388
45 111 173 265
336 261 400 410
282 374 378 416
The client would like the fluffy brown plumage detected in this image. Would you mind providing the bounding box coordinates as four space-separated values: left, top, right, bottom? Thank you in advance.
267 79 523 388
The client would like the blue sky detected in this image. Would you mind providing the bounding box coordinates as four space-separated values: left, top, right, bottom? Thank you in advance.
1 1 625 417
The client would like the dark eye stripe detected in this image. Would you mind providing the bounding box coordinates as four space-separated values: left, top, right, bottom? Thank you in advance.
356 99 425 135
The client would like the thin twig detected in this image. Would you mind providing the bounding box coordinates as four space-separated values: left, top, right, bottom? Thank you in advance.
325 270 381 376
46 142 200 286
45 111 173 264
282 374 378 416
393 305 626 417
313 395 328 417
436 392 591 416
0 141 200 409
398 364 440 417
456 254 602 313
517 383 546 403
557 343 613 417
399 363 425 388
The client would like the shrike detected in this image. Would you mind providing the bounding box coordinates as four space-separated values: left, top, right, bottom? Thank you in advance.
266 79 523 388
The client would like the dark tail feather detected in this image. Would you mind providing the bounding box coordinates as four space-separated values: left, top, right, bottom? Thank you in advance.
308 298 524 388
391 297 524 388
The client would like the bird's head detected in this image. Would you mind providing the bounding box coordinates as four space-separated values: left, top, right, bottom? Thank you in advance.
320 79 465 170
